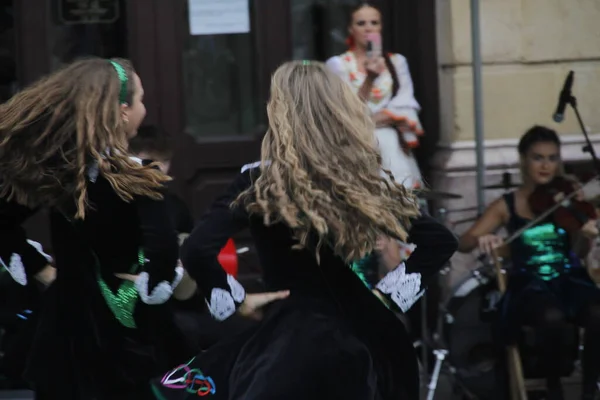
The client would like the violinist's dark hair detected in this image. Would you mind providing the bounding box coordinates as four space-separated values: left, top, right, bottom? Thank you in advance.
347 2 400 97
518 125 561 155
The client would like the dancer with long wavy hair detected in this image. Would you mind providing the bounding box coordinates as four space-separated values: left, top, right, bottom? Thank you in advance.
152 60 457 400
0 57 188 399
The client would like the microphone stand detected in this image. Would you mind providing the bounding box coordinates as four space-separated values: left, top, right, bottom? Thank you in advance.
565 92 600 175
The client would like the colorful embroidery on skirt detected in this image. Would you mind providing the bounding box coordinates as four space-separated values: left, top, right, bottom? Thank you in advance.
161 358 216 397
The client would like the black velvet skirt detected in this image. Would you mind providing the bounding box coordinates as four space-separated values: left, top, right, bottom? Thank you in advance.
23 275 193 400
152 283 420 400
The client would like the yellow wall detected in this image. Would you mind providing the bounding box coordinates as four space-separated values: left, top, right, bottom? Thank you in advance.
433 0 600 288
437 0 600 143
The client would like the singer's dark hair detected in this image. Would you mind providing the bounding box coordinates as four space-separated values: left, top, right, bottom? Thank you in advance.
348 2 400 97
518 125 561 155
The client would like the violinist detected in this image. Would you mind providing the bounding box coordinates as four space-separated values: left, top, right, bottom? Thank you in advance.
458 126 600 400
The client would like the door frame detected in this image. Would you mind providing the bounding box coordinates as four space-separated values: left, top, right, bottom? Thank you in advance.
14 0 51 86
143 0 293 216
387 0 440 182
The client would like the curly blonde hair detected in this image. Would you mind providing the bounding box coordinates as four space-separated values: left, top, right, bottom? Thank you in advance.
0 57 169 219
235 61 420 263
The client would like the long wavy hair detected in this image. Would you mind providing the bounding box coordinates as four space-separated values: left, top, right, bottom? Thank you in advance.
0 57 169 219
234 61 420 263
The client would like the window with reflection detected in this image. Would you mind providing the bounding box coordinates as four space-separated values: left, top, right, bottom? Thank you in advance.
0 0 16 102
49 0 127 70
182 0 261 139
291 0 356 61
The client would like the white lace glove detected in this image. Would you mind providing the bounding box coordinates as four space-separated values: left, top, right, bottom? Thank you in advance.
375 262 424 312
116 265 185 305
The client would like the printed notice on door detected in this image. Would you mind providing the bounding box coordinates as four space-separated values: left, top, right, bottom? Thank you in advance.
188 0 250 35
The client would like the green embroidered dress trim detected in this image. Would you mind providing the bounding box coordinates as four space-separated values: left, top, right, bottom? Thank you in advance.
94 249 144 329
351 253 392 310
351 255 374 289
59 210 143 328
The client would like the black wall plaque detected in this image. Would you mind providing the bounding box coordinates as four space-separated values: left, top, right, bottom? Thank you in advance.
59 0 119 24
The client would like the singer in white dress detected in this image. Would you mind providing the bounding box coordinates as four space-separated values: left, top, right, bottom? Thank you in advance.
326 3 424 189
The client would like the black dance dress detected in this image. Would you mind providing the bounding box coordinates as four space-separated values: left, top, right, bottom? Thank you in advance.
0 255 44 387
0 160 190 399
151 164 458 400
139 159 257 353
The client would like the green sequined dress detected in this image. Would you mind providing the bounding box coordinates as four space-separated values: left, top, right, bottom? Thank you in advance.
496 192 600 344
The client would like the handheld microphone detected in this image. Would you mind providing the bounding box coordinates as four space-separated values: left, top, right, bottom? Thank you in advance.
553 71 574 123
366 40 373 59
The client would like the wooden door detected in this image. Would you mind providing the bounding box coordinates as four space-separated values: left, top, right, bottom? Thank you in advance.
387 0 440 181
153 0 291 217
149 0 291 288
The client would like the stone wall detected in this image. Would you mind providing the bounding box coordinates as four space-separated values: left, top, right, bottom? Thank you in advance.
436 0 600 143
432 0 600 293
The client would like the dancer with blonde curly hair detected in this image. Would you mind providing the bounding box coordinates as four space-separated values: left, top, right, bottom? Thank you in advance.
0 57 189 399
152 60 457 400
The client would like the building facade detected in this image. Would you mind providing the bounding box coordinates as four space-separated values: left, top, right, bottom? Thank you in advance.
3 0 438 260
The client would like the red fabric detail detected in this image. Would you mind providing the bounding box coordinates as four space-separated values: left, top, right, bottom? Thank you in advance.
346 35 355 49
217 238 238 277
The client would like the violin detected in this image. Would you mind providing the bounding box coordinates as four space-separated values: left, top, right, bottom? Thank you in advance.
528 175 597 235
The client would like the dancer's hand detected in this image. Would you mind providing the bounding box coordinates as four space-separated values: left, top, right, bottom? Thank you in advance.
115 273 138 282
375 236 403 272
35 265 56 286
114 261 185 284
115 262 196 301
238 290 290 320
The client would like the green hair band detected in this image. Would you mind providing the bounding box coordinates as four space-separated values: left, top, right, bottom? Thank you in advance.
109 60 128 105
302 60 311 66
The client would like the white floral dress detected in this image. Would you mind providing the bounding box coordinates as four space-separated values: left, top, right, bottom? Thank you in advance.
326 51 424 189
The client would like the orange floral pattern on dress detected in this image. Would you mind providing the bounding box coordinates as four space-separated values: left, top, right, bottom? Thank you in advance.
339 51 393 106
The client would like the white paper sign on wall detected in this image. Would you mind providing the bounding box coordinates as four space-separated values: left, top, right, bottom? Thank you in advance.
188 0 250 36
